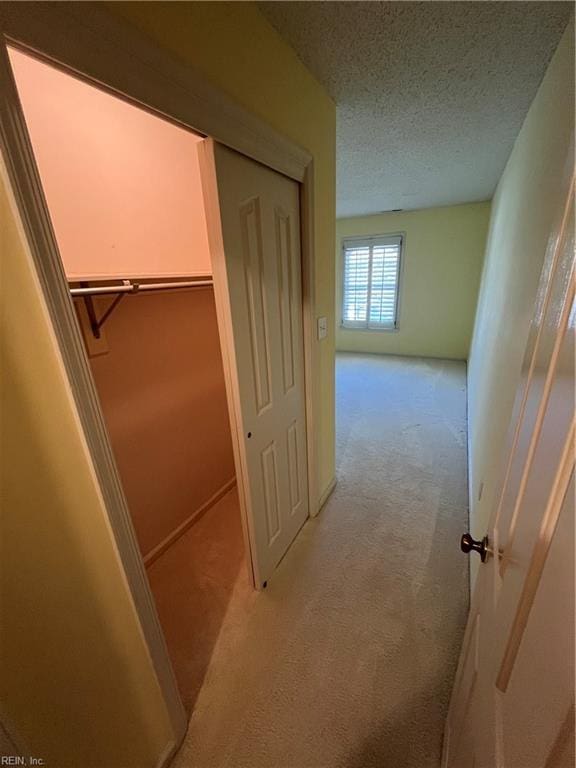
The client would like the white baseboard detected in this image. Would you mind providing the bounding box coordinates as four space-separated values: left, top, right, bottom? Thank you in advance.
315 476 337 515
144 477 237 566
156 738 180 768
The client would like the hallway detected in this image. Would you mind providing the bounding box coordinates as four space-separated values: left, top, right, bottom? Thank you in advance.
174 353 469 768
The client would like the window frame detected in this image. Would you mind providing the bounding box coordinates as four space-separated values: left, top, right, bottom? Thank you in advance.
340 232 405 332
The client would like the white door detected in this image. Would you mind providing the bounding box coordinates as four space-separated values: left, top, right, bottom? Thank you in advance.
198 140 309 588
444 177 575 768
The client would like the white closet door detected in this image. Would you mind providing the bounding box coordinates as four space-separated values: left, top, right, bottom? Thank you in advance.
199 140 309 588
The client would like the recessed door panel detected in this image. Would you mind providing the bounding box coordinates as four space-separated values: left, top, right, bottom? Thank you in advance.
286 420 301 515
275 207 296 394
261 441 281 545
240 197 272 415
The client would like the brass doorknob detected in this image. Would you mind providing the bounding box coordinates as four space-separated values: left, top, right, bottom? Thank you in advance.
461 533 489 562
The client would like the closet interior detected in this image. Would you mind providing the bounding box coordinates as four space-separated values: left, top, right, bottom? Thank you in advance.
10 47 247 712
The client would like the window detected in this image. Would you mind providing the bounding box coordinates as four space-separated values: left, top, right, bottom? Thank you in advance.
341 234 403 330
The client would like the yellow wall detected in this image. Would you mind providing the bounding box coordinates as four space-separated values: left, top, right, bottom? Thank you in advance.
336 203 490 360
467 23 574 588
0 160 174 767
111 0 337 496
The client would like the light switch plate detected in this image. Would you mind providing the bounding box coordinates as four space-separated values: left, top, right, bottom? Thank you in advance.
317 316 328 340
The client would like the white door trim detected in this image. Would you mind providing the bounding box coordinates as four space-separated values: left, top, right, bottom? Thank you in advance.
0 3 311 181
0 2 319 757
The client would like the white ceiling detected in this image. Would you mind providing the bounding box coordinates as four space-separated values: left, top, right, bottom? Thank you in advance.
258 2 572 217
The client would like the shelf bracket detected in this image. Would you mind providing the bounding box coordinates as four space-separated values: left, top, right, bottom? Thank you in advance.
81 280 134 339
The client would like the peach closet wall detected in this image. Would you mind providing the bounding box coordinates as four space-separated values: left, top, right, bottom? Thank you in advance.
10 48 235 557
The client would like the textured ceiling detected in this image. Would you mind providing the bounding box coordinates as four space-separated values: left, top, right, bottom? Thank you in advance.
259 2 572 217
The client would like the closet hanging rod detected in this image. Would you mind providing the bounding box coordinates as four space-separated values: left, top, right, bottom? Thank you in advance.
70 278 214 340
70 278 213 297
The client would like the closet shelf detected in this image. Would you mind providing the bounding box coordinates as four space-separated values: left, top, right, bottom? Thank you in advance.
70 277 214 339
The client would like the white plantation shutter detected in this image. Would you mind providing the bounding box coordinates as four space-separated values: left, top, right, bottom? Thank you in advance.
342 235 402 329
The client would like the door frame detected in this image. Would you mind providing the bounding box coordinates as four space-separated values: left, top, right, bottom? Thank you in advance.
0 1 319 754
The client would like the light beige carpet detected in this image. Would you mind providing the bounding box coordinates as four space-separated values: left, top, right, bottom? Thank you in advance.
173 353 470 768
147 488 245 713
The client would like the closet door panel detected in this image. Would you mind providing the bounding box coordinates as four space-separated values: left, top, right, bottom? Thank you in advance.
201 140 309 587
